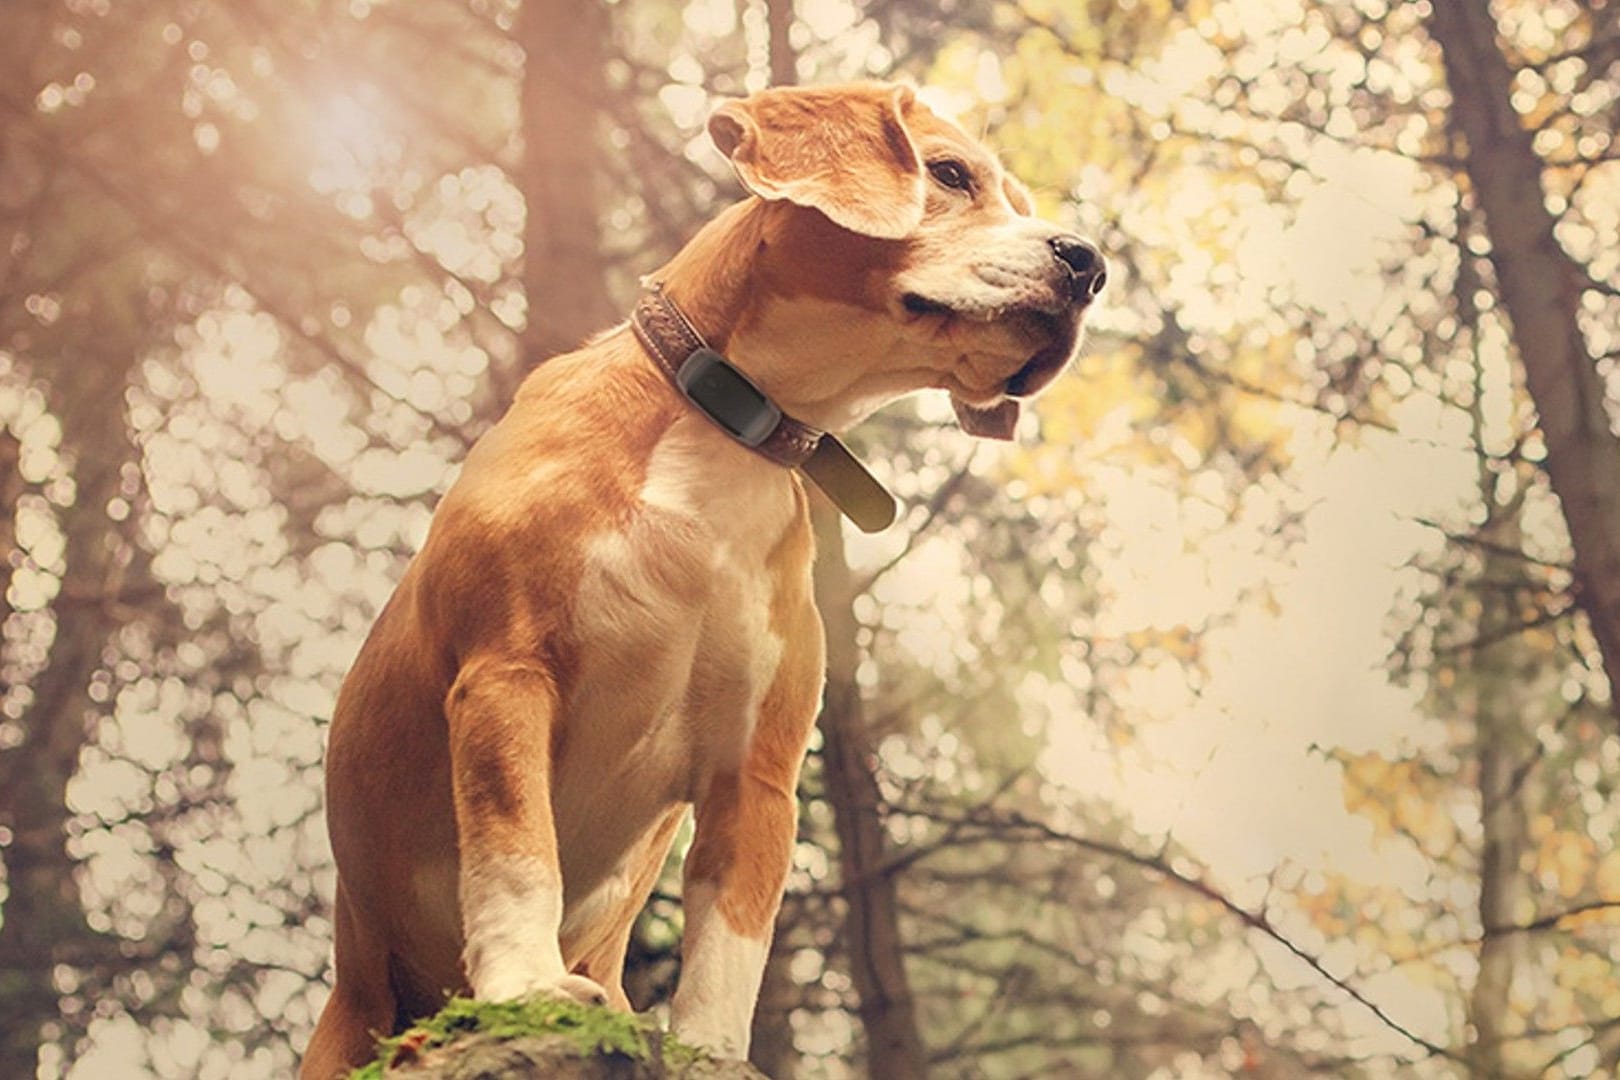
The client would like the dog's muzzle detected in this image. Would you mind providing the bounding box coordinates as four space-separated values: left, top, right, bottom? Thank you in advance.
1000 235 1105 398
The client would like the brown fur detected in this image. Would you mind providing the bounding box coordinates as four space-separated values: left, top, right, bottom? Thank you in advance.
304 81 1100 1078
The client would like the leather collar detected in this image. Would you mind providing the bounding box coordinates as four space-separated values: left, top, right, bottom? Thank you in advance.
631 287 823 467
629 286 897 533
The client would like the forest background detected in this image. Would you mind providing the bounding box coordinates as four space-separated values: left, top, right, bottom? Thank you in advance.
3 0 1620 1076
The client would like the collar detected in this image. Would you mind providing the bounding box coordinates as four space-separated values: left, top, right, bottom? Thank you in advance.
630 286 897 533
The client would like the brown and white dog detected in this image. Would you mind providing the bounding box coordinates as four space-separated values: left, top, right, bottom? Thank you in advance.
303 81 1104 1077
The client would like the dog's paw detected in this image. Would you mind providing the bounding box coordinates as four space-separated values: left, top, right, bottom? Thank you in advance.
530 972 611 1008
475 969 610 1007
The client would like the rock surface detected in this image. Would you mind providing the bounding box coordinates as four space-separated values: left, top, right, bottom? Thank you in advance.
345 996 769 1080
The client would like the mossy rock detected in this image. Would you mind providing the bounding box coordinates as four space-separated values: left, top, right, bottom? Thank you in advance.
347 996 768 1079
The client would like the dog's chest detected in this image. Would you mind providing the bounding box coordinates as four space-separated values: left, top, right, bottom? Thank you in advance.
550 419 803 884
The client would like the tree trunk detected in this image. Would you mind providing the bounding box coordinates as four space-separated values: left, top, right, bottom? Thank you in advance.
766 0 797 89
0 351 138 1078
1426 0 1620 723
0 432 20 649
1471 706 1531 1076
1468 507 1535 1075
747 926 799 1079
0 7 137 1073
517 0 619 364
1444 197 1537 1077
811 502 929 1080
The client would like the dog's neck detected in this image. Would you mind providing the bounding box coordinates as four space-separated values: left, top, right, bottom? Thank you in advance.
652 199 768 358
649 199 921 435
628 285 896 533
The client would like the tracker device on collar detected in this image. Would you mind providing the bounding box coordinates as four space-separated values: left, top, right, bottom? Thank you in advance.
673 347 782 448
630 287 898 533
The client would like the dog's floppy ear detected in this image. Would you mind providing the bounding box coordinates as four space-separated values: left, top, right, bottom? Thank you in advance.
951 397 1020 440
708 83 926 240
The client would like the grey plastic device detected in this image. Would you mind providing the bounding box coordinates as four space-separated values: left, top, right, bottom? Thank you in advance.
675 348 783 448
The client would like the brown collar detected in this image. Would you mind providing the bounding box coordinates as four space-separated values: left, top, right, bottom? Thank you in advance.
629 287 897 533
631 287 823 467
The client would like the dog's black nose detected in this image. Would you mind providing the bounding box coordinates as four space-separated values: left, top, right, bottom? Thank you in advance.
1050 235 1107 300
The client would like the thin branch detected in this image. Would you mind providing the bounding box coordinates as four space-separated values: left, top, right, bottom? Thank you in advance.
1429 602 1576 659
1486 898 1620 938
912 803 1466 1066
1413 517 1575 573
1175 347 1399 434
1534 1015 1620 1077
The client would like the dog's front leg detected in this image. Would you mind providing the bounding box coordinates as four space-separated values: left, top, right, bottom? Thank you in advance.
447 657 606 1006
671 765 797 1058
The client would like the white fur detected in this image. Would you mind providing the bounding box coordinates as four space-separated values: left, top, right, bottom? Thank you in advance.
542 414 794 933
669 880 773 1058
639 412 799 542
562 418 791 1050
894 213 1069 320
460 854 570 1000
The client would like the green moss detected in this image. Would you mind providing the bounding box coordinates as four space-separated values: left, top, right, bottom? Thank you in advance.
659 1034 706 1070
347 995 658 1076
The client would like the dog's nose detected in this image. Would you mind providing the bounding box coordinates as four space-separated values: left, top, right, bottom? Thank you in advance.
1049 235 1107 301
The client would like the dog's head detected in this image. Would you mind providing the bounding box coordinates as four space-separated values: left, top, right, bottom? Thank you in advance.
702 81 1106 439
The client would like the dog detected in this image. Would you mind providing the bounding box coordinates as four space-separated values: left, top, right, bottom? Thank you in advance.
302 80 1104 1077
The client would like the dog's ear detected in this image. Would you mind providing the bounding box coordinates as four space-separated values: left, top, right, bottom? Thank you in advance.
1001 174 1035 216
708 83 926 240
951 397 1020 440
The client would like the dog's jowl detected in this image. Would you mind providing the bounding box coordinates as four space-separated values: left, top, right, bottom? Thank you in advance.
303 81 1104 1078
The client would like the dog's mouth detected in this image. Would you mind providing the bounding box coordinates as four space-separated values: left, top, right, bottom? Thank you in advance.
1005 341 1071 398
901 293 1081 399
901 293 955 318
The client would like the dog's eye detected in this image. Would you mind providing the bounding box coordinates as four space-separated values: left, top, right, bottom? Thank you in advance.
928 159 974 193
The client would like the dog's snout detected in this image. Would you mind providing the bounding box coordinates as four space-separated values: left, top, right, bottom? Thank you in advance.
1049 235 1107 300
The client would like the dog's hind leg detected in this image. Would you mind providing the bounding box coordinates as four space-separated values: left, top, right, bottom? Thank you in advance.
564 804 686 1010
301 883 396 1079
446 656 608 1006
669 764 797 1059
669 508 824 1059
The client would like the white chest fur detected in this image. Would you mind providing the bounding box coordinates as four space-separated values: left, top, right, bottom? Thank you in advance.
551 416 798 901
